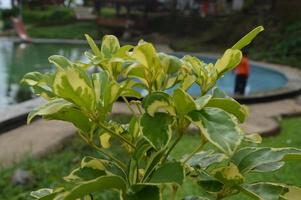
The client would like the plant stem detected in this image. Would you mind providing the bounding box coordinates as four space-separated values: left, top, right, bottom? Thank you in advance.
162 133 183 163
171 184 178 200
122 96 137 117
97 121 136 149
77 131 126 169
90 142 127 169
183 139 206 164
135 103 143 115
162 122 185 163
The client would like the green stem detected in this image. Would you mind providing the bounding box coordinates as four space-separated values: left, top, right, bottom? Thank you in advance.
97 121 136 149
122 96 137 117
77 132 126 169
162 121 185 163
183 139 207 164
171 184 178 200
135 103 143 115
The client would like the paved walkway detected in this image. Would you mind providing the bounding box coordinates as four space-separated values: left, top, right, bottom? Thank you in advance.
242 97 301 135
0 120 75 168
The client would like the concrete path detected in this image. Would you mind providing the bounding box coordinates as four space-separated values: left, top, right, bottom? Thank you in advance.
242 97 301 135
0 120 75 168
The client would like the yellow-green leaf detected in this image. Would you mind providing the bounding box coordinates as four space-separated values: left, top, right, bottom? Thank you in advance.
101 35 120 58
53 66 95 111
100 133 111 149
232 26 264 50
85 34 102 57
188 108 244 155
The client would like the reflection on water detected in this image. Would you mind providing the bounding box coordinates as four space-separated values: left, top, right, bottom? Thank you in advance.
0 39 88 107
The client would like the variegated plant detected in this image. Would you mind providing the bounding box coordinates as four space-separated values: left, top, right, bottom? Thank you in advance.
22 26 301 200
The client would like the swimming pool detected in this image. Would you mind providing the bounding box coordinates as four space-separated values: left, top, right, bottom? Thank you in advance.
0 39 289 107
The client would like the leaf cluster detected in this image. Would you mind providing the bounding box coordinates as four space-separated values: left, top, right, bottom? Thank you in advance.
22 26 301 200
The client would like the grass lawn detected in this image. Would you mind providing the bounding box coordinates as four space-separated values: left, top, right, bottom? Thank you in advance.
1 116 301 200
27 22 101 40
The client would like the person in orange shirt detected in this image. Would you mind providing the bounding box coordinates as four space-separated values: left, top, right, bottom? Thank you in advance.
234 50 250 95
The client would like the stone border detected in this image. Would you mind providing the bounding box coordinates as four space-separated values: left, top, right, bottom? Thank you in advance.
0 98 45 134
174 52 301 104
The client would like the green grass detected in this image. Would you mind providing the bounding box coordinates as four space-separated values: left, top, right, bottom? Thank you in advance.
27 22 101 40
1 116 301 200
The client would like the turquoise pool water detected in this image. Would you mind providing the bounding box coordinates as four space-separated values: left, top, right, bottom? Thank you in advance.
0 40 288 107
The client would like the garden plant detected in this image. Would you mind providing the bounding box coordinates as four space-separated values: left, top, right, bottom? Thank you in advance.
22 26 301 200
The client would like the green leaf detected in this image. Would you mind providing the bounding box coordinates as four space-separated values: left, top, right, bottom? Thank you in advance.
85 34 102 57
232 26 264 50
183 196 211 200
243 133 262 144
206 97 248 123
158 53 182 74
180 74 196 91
125 184 160 200
132 139 152 163
53 66 95 111
92 71 123 111
149 161 184 185
194 95 212 110
141 113 173 150
241 182 288 200
64 156 125 183
282 186 301 200
27 99 71 124
44 106 91 133
48 55 72 69
215 49 242 76
232 147 301 174
129 117 141 139
127 158 138 185
81 156 106 170
100 133 111 149
186 150 227 169
101 35 120 58
30 188 64 200
213 163 244 186
64 166 106 183
131 42 158 69
196 171 224 193
182 55 218 94
92 70 109 102
188 108 243 155
21 72 54 99
63 176 126 200
142 92 175 117
22 72 44 86
173 88 196 118
142 150 165 182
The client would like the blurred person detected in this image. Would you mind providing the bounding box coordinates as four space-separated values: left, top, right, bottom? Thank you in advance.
234 50 249 95
200 0 209 17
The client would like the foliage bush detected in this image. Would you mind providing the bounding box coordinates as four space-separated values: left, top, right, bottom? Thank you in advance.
22 26 301 200
23 7 75 25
